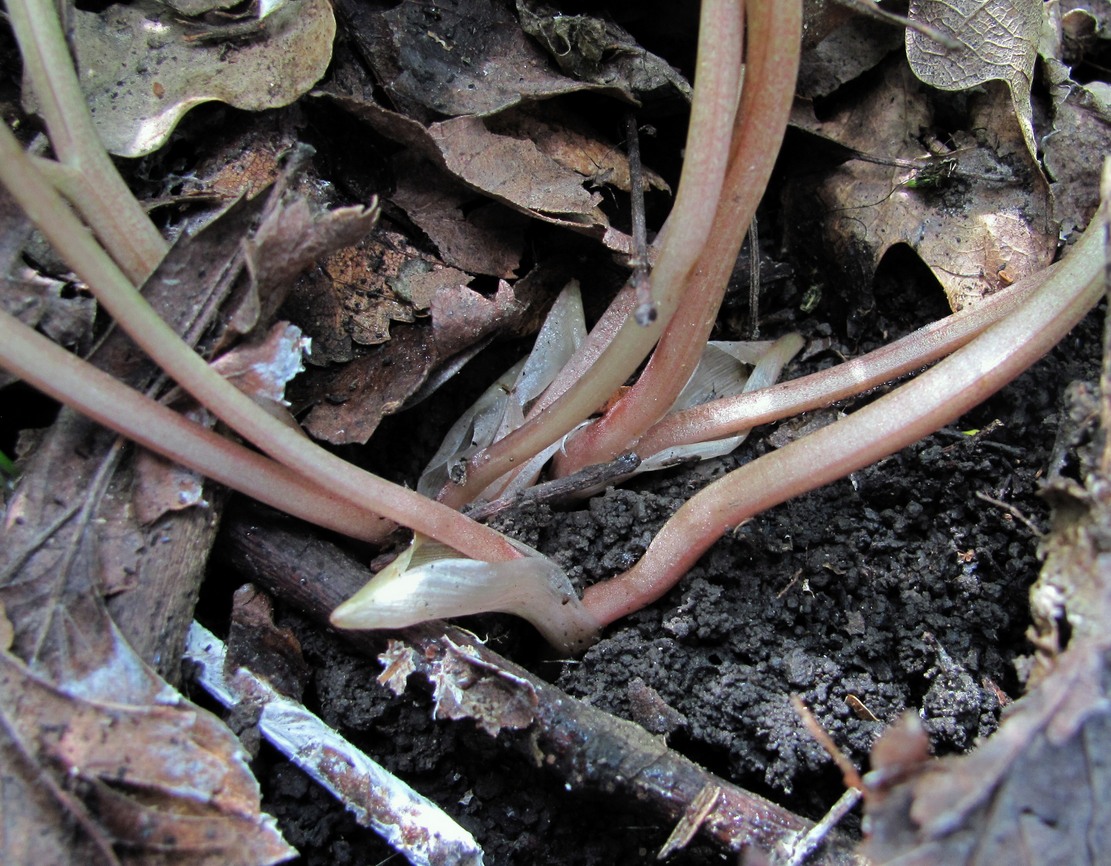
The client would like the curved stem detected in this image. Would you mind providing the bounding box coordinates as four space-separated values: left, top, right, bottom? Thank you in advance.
0 309 392 542
633 267 1045 458
583 206 1108 626
0 124 522 564
441 0 745 508
6 0 167 282
555 0 802 475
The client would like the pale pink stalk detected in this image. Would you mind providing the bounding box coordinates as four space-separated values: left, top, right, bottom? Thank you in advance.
555 0 802 476
440 0 745 508
583 213 1107 626
634 269 1045 458
6 0 167 281
0 309 392 543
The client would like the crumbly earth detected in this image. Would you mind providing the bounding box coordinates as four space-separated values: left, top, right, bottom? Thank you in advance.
248 261 1104 864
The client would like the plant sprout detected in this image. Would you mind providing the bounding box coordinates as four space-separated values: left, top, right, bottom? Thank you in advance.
0 0 1106 655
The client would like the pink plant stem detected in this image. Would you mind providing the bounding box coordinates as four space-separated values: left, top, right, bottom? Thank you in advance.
0 126 522 564
634 270 1046 458
0 309 392 543
440 0 745 509
555 0 802 476
583 215 1107 627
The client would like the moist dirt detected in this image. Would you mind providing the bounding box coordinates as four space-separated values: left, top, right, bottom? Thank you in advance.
234 257 1104 865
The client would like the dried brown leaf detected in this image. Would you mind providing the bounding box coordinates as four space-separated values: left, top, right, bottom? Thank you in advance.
298 263 561 444
0 649 294 866
391 154 526 279
907 0 1043 159
236 194 379 335
787 58 1055 310
429 115 602 218
316 65 640 260
336 0 621 121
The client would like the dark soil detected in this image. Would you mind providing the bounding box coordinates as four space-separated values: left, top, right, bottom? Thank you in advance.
223 259 1103 864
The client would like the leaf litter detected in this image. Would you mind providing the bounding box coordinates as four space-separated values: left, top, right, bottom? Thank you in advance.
2 0 1110 863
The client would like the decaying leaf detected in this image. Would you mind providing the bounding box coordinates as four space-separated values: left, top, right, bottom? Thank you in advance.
61 0 335 157
515 0 691 109
0 185 94 388
787 58 1056 310
336 0 624 121
298 268 552 445
318 70 642 258
0 647 294 866
1040 8 1111 238
906 0 1043 160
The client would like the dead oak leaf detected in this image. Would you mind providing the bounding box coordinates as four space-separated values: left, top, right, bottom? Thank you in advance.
429 115 602 218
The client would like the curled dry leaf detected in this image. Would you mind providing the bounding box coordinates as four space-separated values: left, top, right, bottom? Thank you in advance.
515 0 692 109
906 0 1043 160
299 262 560 445
787 58 1055 311
0 648 294 866
61 0 335 157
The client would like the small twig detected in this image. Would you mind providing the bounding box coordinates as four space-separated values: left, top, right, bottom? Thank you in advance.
748 217 761 339
626 111 655 327
783 788 863 866
974 491 1045 537
790 695 864 792
185 622 484 866
465 452 640 522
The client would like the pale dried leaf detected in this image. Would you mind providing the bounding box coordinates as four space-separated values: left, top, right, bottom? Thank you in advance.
211 323 310 407
64 0 335 157
907 0 1043 159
